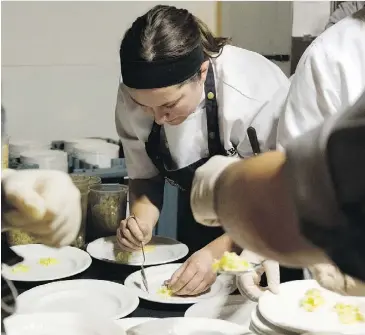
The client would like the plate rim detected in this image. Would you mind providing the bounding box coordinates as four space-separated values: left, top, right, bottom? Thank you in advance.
184 294 256 319
124 263 237 305
86 235 189 266
2 244 92 282
258 279 365 335
127 317 251 334
16 279 140 319
4 312 126 335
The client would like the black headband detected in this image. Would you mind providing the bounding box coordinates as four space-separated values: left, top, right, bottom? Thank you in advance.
121 46 205 89
120 14 205 89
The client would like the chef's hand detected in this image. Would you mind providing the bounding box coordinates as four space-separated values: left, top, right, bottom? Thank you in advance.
167 247 216 296
237 250 280 302
191 156 240 227
1 169 81 247
116 215 152 252
309 263 365 296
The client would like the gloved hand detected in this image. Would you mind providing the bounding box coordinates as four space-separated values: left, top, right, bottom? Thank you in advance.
166 247 216 296
116 215 153 252
309 263 365 296
2 169 81 247
191 156 240 227
236 250 280 302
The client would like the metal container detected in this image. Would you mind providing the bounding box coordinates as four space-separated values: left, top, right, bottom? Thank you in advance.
88 184 128 240
70 175 102 248
71 175 91 193
71 190 89 249
7 229 38 246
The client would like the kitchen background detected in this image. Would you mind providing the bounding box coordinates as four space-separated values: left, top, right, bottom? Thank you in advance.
1 1 337 238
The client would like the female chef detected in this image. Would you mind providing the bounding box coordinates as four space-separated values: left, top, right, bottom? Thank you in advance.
115 5 289 297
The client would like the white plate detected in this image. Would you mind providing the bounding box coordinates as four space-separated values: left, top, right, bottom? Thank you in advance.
2 244 92 282
258 280 365 334
4 313 125 335
185 295 256 327
114 317 157 331
16 279 139 319
250 306 296 335
124 263 236 304
87 235 189 266
127 317 251 335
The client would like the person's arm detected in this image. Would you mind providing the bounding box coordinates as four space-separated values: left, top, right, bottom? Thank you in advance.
213 152 329 268
128 177 165 229
202 233 240 259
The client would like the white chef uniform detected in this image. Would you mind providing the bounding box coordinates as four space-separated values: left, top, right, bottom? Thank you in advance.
277 10 365 150
115 45 289 180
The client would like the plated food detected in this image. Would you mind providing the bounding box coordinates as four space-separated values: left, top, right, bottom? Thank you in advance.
212 252 253 273
299 288 364 325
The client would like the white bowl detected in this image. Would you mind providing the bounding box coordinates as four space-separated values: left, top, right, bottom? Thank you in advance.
73 142 119 168
64 138 107 154
20 149 68 172
9 140 51 159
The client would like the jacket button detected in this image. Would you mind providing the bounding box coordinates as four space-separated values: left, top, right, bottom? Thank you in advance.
207 92 215 100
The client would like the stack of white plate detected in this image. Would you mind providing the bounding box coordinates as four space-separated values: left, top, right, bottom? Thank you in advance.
251 280 365 335
20 149 68 172
9 139 51 159
73 141 119 168
63 138 108 154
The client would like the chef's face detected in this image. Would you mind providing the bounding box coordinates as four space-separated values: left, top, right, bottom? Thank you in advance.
125 61 209 125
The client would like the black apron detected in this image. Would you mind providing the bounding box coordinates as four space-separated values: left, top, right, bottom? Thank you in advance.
145 62 227 254
144 63 304 282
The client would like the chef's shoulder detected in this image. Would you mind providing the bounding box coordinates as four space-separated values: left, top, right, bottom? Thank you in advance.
295 10 365 73
215 45 289 102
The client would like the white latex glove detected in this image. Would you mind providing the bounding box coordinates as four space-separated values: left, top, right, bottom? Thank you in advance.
191 156 240 227
309 263 365 297
2 169 81 247
237 250 280 302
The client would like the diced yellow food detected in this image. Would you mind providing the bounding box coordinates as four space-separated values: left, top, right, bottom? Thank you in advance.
38 257 59 266
300 289 325 312
157 285 173 297
11 264 30 273
212 252 251 272
115 245 156 263
334 303 365 324
305 288 322 297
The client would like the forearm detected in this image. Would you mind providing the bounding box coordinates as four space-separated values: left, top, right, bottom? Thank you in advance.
214 152 328 267
203 233 240 259
129 176 165 229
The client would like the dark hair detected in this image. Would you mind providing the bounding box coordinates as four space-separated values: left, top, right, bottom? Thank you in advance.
120 5 230 83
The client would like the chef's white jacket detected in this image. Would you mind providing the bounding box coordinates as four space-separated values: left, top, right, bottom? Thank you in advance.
115 45 289 180
277 12 365 150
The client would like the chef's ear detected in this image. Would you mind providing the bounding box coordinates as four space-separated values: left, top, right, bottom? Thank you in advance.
200 61 210 81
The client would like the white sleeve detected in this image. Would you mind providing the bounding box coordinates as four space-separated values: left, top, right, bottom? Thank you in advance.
235 78 290 156
115 86 159 180
276 44 341 151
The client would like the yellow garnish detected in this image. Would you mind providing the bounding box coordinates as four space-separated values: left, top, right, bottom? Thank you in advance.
300 288 325 312
11 264 30 273
212 252 251 272
157 285 173 297
334 303 365 324
38 257 59 266
116 245 156 263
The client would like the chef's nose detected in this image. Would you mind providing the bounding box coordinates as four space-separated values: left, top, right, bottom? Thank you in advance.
154 108 169 125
